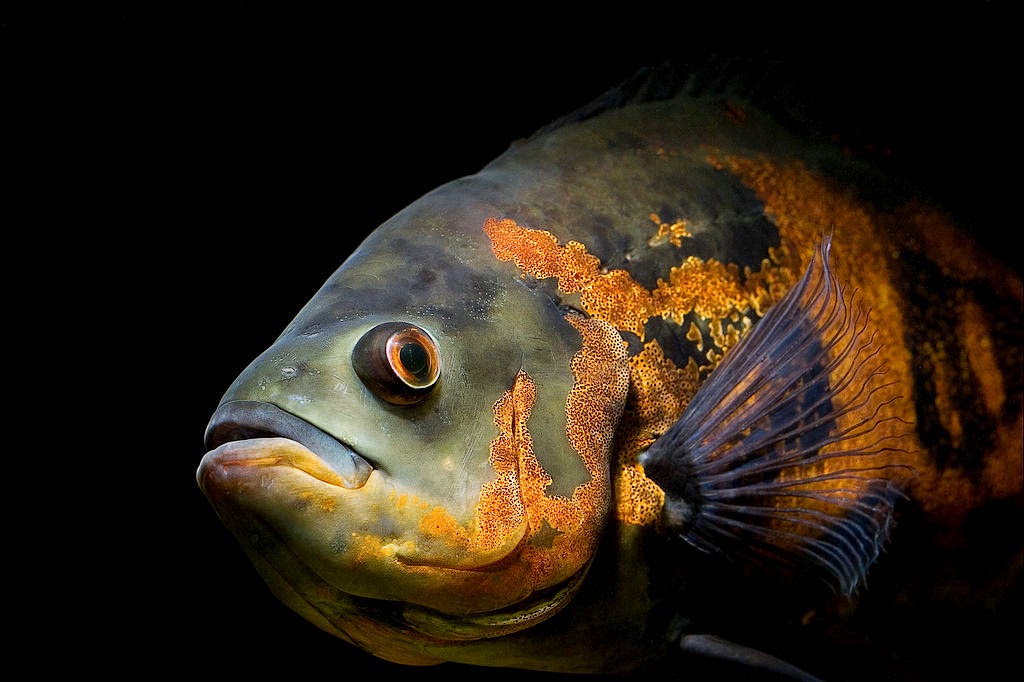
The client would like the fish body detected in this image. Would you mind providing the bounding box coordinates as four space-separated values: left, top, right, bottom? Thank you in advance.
197 63 1022 679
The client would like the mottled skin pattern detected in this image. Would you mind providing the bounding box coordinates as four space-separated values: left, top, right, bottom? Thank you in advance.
199 73 1022 679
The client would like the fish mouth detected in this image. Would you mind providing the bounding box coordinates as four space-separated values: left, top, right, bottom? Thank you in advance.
198 401 552 619
202 400 372 489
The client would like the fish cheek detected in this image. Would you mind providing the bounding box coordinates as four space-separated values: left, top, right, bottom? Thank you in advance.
479 314 629 594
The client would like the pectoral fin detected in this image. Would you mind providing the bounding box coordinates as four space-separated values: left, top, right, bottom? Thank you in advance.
641 235 911 594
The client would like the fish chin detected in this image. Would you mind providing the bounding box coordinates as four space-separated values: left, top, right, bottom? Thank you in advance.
197 430 537 615
197 435 587 659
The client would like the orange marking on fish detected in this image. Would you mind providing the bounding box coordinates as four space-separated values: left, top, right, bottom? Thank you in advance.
481 314 629 589
647 212 691 248
484 217 792 346
707 153 1023 522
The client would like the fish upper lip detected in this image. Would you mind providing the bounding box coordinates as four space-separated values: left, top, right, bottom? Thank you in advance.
204 400 372 489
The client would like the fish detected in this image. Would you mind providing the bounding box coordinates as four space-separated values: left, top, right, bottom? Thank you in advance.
196 59 1022 680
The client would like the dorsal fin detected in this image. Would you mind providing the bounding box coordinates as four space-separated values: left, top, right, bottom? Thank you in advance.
527 53 821 141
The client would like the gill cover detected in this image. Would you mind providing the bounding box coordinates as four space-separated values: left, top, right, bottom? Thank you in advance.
199 261 631 657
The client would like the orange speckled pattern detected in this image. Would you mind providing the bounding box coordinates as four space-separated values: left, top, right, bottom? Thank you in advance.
420 505 469 543
648 213 691 248
615 340 701 524
469 313 628 593
485 148 1023 532
485 217 799 348
485 216 803 525
708 153 1023 523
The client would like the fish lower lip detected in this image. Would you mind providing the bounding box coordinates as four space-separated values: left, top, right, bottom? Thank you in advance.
204 400 372 489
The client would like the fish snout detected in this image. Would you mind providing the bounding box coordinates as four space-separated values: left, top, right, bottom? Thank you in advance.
203 400 372 489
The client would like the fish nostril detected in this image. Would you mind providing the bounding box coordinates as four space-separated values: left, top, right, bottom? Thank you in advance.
204 400 373 489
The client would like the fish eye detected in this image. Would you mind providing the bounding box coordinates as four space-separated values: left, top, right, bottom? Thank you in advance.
352 322 441 405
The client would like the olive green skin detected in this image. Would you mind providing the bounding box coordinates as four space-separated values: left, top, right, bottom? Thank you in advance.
200 85 1020 677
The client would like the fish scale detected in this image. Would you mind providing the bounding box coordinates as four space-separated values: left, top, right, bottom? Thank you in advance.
197 61 1022 680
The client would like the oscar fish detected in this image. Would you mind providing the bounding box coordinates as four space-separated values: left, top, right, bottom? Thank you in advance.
196 62 1022 680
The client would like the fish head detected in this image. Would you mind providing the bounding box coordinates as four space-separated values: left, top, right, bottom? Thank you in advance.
197 192 630 661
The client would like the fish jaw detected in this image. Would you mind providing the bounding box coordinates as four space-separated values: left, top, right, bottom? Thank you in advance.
202 400 373 489
197 430 538 616
200 436 353 489
197 433 605 665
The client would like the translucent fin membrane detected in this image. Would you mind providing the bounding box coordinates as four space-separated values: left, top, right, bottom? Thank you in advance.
641 235 911 595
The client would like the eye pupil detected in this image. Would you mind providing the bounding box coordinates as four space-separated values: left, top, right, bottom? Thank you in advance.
399 342 428 378
389 331 437 388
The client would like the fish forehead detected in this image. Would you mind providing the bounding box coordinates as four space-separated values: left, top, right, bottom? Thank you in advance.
298 94 841 316
218 197 590 519
286 198 514 336
216 92 857 522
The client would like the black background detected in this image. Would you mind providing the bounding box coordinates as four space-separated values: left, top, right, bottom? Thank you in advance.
9 4 1016 679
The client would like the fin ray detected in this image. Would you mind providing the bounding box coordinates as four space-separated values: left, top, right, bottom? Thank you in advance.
641 235 910 594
